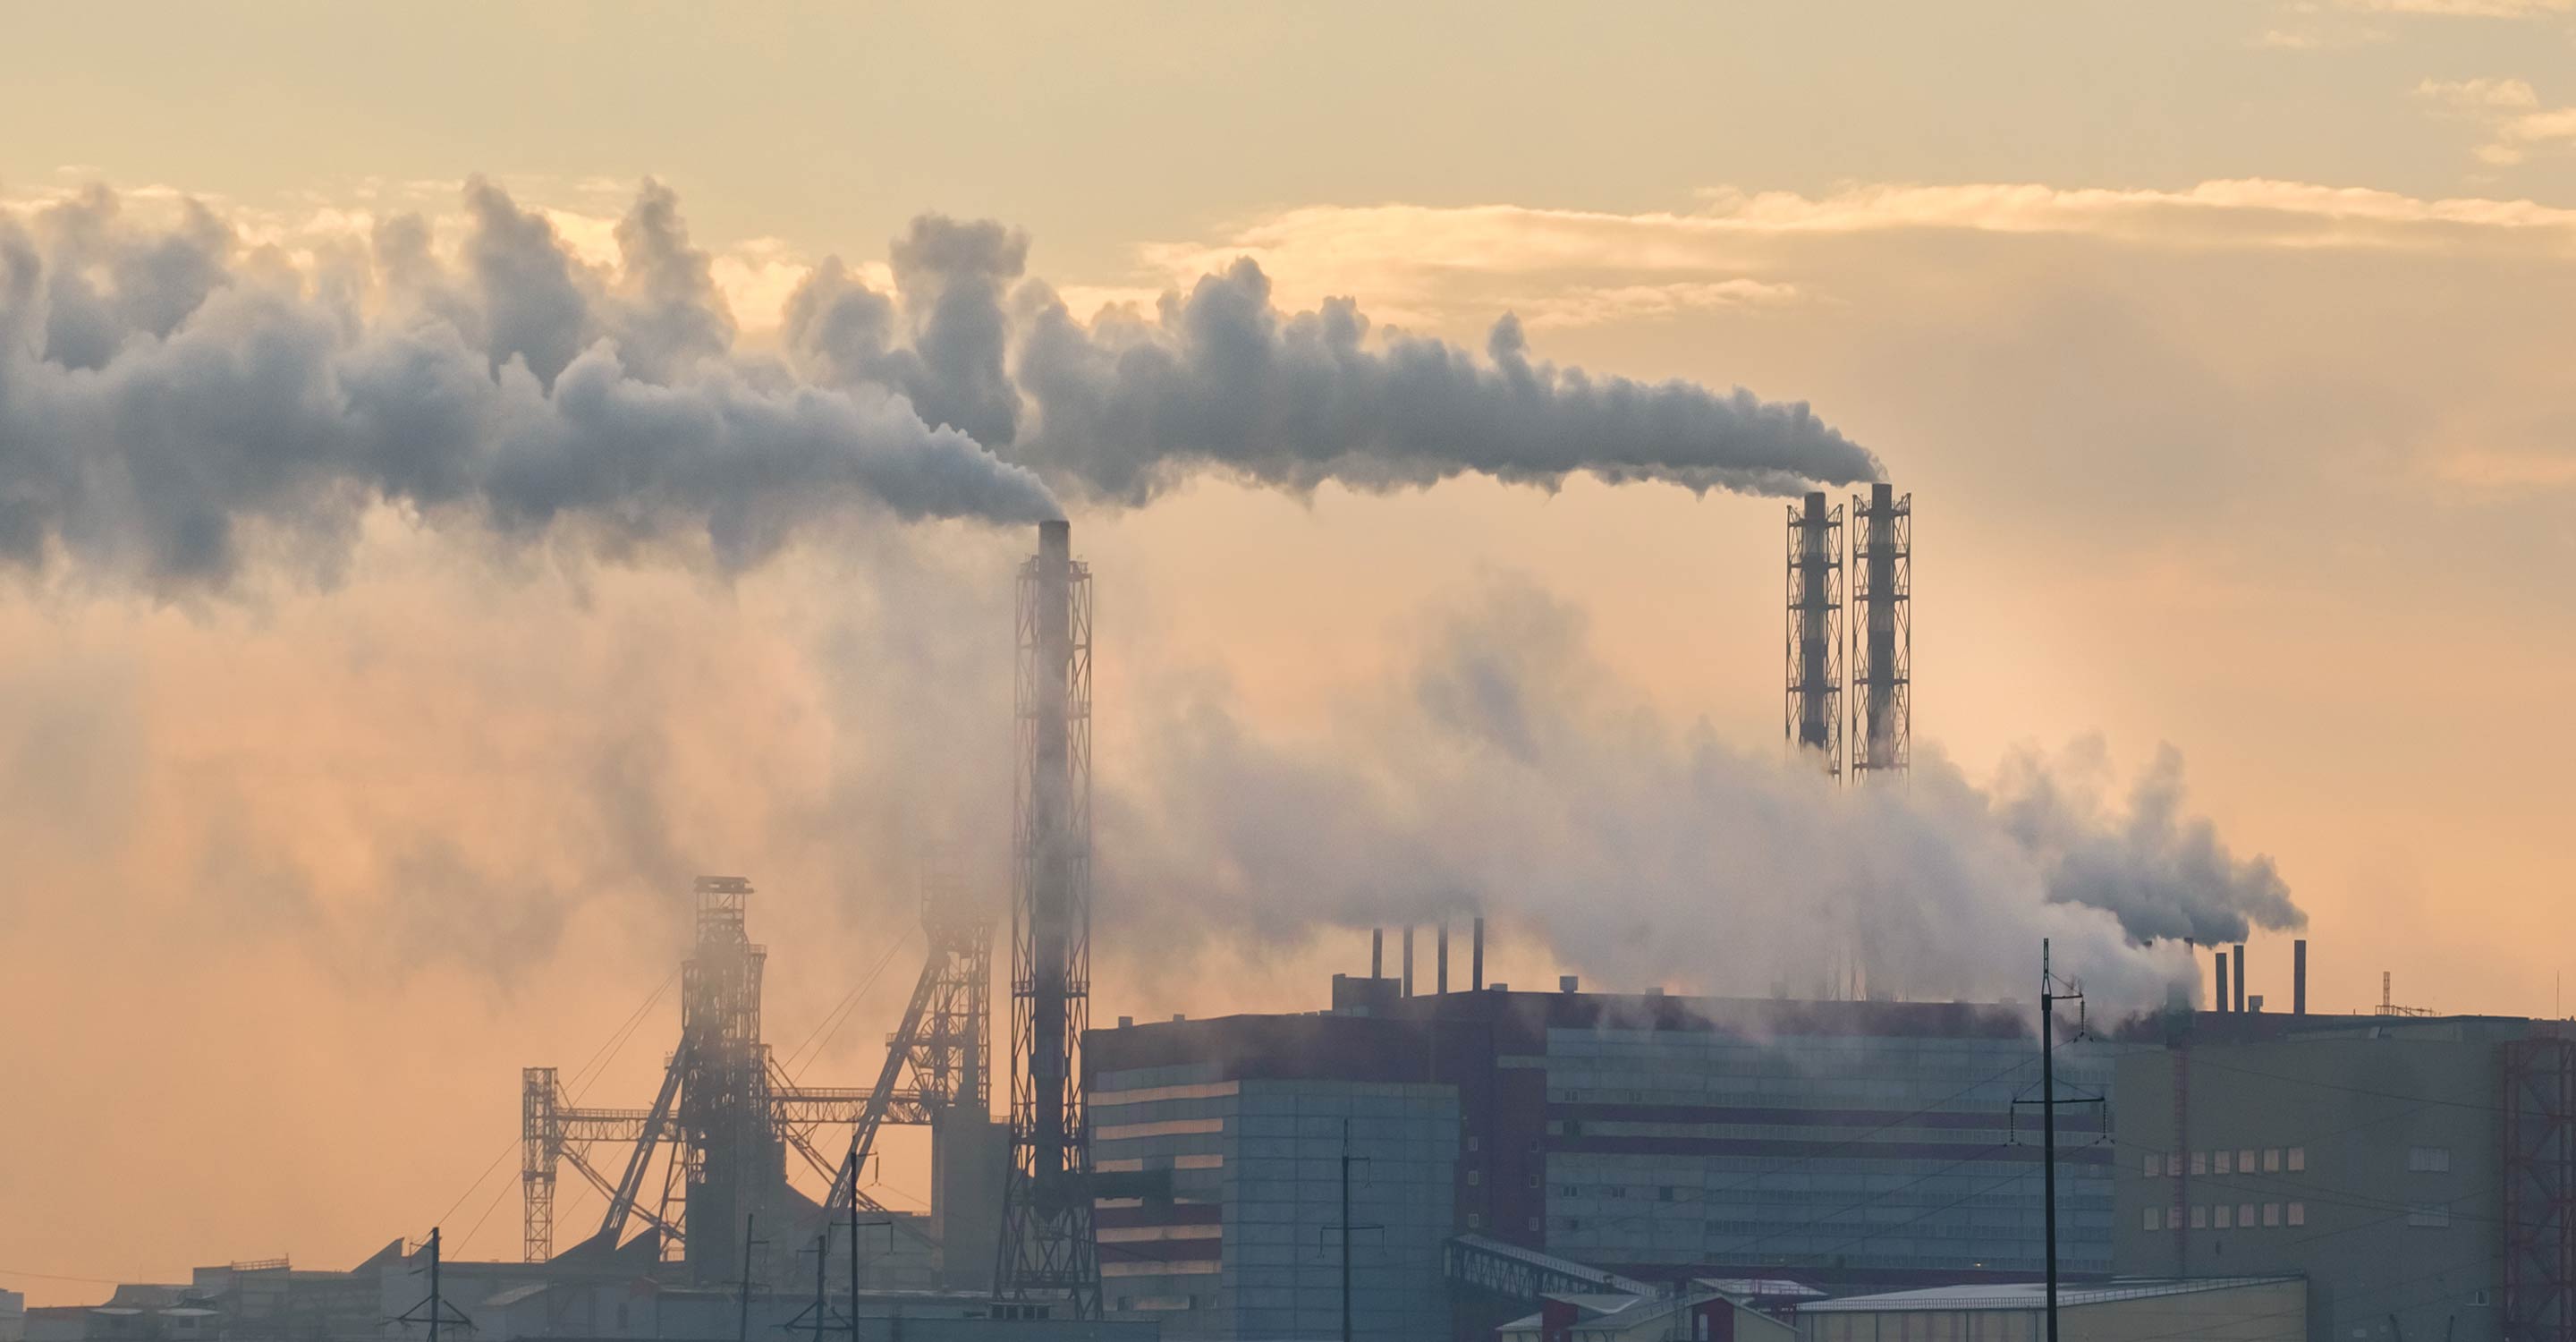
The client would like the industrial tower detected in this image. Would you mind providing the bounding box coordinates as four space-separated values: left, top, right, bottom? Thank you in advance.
1851 482 1911 780
996 519 1103 1318
1785 490 1844 777
520 879 995 1286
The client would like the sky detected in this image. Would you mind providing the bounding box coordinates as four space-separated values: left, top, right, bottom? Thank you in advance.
2 0 2573 1302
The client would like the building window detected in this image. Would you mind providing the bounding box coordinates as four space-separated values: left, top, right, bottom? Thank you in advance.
1528 1140 1542 1156
1466 1135 1479 1152
2240 1202 2256 1227
2263 1203 2281 1227
2288 1146 2306 1172
2166 1154 2182 1177
1607 1186 1626 1199
1565 1218 1584 1232
2408 1146 2452 1173
2239 1148 2256 1172
2190 1151 2207 1176
2191 1205 2208 1229
2263 1148 2283 1173
2288 1202 2306 1227
1560 1185 1579 1198
1528 1218 1540 1234
2216 1205 2234 1229
2215 1150 2233 1175
2144 1153 2161 1178
2144 1207 2163 1231
1467 1169 1481 1186
2407 1203 2451 1228
1466 1212 1482 1229
1528 1174 1540 1190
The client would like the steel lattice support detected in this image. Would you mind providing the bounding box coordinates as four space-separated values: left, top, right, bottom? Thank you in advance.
679 875 777 1287
1786 490 1843 777
1850 483 1911 780
2504 1037 2576 1342
996 519 1102 1318
522 1066 559 1262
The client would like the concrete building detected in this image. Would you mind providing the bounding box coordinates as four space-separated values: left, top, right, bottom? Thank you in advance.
2111 1010 2575 1342
1 1287 25 1342
1797 1277 2305 1342
1087 974 2119 1340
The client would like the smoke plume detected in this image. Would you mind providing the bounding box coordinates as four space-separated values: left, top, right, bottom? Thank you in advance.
0 181 1877 595
1097 578 2302 1007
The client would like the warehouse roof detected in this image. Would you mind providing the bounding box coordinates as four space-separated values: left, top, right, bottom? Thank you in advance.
1801 1277 2301 1313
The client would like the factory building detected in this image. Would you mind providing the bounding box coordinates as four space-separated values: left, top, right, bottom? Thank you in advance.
2110 1007 2576 1342
1797 1276 2305 1342
1088 964 2122 1340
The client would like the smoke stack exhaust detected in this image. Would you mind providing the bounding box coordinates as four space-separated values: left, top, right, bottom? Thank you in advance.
1472 917 1486 991
1787 490 1843 777
2294 939 2308 1015
2233 942 2247 1014
1851 483 1911 780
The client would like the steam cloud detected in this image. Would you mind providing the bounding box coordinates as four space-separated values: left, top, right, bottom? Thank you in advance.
1098 580 2302 1007
0 180 1876 591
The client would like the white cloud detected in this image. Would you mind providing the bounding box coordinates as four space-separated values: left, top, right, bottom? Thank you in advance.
2418 77 2576 166
2340 0 2572 15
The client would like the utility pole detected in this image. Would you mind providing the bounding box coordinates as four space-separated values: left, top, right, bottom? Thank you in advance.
738 1214 767 1342
395 1227 469 1342
846 1152 890 1342
2039 940 2083 1342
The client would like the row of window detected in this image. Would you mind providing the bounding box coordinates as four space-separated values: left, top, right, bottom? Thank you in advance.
2145 1202 2307 1230
2142 1146 2306 1177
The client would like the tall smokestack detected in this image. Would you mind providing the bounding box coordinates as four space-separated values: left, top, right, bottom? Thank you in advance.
1786 491 1843 777
1370 929 1384 980
1436 922 1449 995
1472 918 1486 991
1851 482 1911 780
998 519 1102 1314
2215 950 2228 1013
1402 926 1415 998
2294 939 2308 1016
2233 943 2247 1014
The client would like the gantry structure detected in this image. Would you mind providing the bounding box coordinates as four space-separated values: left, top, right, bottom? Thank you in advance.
521 877 991 1285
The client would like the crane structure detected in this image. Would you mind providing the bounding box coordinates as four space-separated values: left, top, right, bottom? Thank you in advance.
521 877 993 1286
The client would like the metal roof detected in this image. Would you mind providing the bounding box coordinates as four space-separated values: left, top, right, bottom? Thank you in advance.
1801 1277 2301 1313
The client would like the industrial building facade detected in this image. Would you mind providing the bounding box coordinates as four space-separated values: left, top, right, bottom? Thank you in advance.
1089 979 2119 1340
2111 1012 2576 1342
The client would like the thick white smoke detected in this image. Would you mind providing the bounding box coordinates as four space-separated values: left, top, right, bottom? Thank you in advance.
0 183 1059 590
0 181 1880 595
1095 578 2302 1009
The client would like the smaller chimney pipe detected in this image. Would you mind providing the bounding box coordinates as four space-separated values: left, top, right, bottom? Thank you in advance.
1370 929 1383 980
1402 926 1415 998
2215 950 2229 1013
2233 943 2248 1014
1472 917 1486 991
1436 922 1450 995
2294 939 2308 1015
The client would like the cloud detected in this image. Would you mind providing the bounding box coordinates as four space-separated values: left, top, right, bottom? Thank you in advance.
2418 77 2576 166
1132 180 2576 326
2339 0 2571 15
